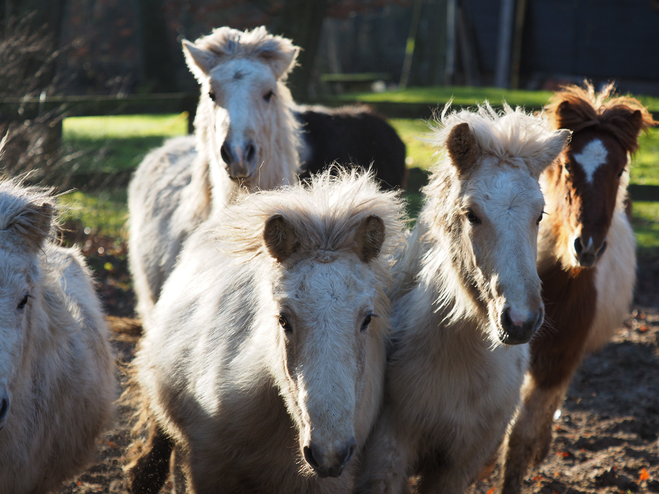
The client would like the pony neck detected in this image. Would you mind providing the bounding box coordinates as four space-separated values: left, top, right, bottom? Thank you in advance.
404 195 481 328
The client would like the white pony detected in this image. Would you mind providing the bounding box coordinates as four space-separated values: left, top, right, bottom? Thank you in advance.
128 26 301 323
132 170 404 493
0 179 116 493
357 105 570 494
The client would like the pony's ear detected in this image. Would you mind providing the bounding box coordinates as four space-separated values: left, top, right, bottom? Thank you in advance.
530 128 571 176
182 39 218 83
10 201 54 251
255 35 299 80
353 215 385 263
264 214 298 262
447 122 480 177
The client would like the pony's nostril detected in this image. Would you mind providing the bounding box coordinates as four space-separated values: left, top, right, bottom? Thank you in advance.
220 142 232 165
303 445 320 471
341 439 356 468
502 307 513 329
574 237 583 254
245 143 256 164
533 308 544 332
596 240 608 257
0 395 10 425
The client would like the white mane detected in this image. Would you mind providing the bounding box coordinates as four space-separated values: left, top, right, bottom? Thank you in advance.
427 103 561 174
216 169 405 263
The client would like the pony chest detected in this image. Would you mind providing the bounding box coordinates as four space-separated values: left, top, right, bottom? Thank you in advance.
389 320 527 443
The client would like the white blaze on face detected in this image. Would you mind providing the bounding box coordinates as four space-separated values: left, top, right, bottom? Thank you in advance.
574 139 608 183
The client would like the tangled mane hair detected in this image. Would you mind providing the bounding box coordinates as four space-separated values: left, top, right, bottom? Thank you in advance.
214 168 406 263
545 81 656 154
427 103 564 178
187 25 299 81
0 177 57 251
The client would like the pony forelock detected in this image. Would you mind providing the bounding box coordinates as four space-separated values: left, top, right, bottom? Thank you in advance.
427 102 562 173
213 168 406 263
545 81 656 154
0 177 57 251
191 26 298 80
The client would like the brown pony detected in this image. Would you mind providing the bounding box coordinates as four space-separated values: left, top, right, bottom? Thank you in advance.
501 83 656 493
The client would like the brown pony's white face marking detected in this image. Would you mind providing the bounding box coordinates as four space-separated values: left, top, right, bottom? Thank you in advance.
547 129 627 268
264 214 385 478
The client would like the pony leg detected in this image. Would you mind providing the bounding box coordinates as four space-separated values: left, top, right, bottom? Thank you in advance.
355 412 414 494
127 422 175 494
171 444 189 494
500 377 569 494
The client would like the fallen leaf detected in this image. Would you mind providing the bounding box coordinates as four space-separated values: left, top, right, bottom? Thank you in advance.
640 467 650 481
486 489 495 494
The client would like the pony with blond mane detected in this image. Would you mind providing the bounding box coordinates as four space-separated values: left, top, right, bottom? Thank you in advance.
501 83 656 493
128 26 301 324
0 179 116 492
357 105 569 494
130 170 404 493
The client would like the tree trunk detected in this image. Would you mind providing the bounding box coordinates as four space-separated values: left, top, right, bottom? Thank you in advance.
134 0 178 92
272 0 329 101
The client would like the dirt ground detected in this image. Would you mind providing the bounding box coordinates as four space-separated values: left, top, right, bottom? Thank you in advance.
55 246 659 494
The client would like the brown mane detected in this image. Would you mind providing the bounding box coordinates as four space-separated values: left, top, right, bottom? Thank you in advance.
545 81 656 154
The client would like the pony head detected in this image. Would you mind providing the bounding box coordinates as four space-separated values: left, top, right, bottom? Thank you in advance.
0 179 55 431
220 170 403 477
183 26 300 190
543 82 655 268
424 104 569 345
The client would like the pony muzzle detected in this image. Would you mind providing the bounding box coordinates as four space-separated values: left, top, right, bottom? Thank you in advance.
573 236 607 267
499 306 544 345
303 437 356 478
221 140 257 180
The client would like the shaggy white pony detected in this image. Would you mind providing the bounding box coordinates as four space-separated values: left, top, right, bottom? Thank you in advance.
128 26 301 324
0 179 116 493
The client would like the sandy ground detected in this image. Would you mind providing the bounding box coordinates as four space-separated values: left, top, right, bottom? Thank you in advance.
55 251 659 494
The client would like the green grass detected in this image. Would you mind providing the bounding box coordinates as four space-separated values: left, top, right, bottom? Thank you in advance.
632 202 659 252
337 85 659 112
632 128 659 185
62 113 188 174
58 190 128 239
389 118 436 169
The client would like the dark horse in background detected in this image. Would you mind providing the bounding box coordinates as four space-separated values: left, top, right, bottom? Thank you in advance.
295 104 408 190
501 82 656 493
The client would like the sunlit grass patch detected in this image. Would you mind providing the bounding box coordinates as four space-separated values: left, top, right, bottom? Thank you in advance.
63 113 188 140
58 190 128 239
631 128 659 186
632 202 659 252
389 118 436 169
61 113 189 174
339 85 659 112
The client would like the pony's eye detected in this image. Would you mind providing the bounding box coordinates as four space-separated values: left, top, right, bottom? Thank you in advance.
278 315 292 333
361 314 373 332
263 90 274 102
17 294 29 310
209 90 217 102
465 210 481 224
563 161 571 174
618 167 626 178
537 212 545 225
